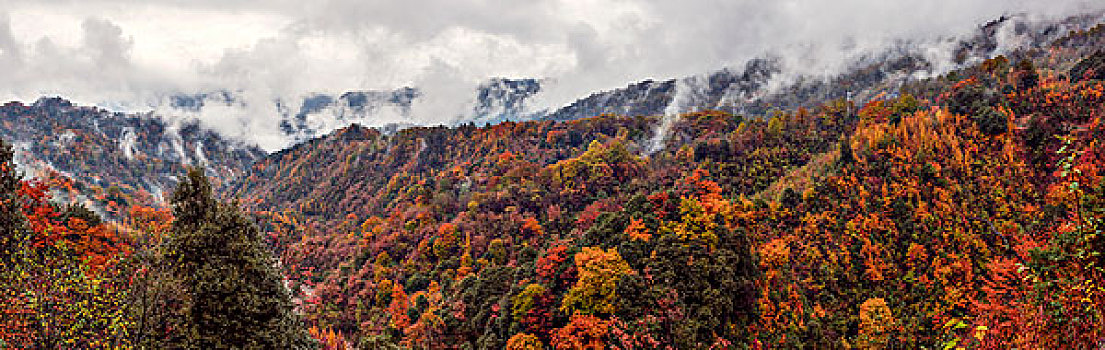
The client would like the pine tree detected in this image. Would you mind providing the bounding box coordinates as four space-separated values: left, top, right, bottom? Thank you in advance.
166 167 316 349
0 138 25 261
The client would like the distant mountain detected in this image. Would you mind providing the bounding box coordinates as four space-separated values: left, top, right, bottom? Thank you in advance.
543 79 677 121
167 90 241 112
102 12 1101 157
539 57 781 121
165 78 543 145
0 97 265 217
468 78 543 125
542 12 1105 121
274 87 421 142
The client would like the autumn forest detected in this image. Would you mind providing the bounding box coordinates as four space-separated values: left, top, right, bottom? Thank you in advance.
3 14 1105 350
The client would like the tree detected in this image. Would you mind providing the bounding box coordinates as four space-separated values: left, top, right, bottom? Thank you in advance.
166 167 316 349
0 138 131 348
838 134 855 166
560 247 632 316
1014 59 1039 91
122 205 189 348
550 312 610 350
857 298 897 349
506 332 544 350
0 138 25 262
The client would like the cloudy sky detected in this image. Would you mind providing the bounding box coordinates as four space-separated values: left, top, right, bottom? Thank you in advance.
1 0 1103 150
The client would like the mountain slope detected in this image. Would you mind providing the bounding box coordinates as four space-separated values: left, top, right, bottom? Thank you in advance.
216 18 1105 348
228 108 848 348
167 78 544 146
0 97 265 216
546 13 1105 122
2 7 1105 350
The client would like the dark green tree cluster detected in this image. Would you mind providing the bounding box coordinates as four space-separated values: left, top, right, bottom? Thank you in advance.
161 167 316 349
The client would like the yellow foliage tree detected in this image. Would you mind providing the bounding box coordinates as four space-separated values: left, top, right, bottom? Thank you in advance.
561 247 633 315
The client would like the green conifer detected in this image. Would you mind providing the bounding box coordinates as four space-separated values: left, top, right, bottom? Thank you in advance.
166 167 316 349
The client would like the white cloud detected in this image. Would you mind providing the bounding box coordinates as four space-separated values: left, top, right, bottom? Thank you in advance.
0 0 1103 151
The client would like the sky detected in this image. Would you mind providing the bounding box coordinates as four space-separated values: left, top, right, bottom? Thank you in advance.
1 0 1104 150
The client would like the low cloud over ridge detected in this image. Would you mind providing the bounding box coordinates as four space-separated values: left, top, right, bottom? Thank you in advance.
1 0 1104 151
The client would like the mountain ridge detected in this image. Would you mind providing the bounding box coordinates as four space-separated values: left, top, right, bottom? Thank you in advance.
0 96 264 217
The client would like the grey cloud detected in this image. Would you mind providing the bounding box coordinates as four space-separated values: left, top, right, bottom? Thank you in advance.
0 15 150 101
0 15 22 68
81 17 131 69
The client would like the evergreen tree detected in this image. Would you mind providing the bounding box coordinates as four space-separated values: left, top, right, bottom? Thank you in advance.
838 134 855 166
166 167 316 349
0 139 25 262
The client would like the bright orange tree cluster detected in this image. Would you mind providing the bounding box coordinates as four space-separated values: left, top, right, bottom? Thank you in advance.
742 55 1105 348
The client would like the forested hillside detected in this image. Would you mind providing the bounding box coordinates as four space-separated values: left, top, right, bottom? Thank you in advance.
0 98 264 219
209 25 1105 348
2 14 1105 350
